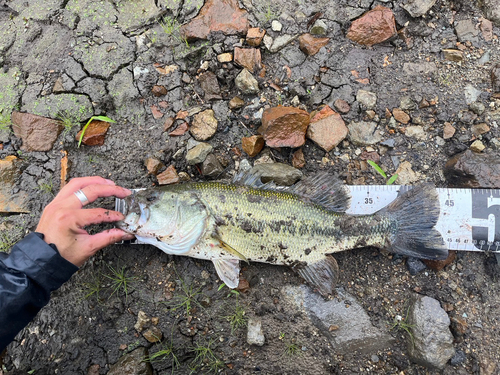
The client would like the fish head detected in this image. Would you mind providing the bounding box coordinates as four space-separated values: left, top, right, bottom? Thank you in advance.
117 188 209 255
117 189 169 236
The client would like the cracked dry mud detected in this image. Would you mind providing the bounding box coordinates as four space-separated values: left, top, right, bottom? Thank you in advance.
1 0 500 374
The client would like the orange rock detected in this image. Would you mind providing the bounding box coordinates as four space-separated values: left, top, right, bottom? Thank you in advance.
163 117 175 131
307 106 348 152
392 108 410 124
241 135 265 157
0 155 29 213
234 47 261 73
180 0 249 41
75 120 111 146
443 122 456 139
157 165 180 185
12 111 63 151
299 33 330 56
334 99 350 114
246 27 266 47
168 122 189 136
259 106 310 148
292 148 306 169
150 105 163 119
423 251 456 271
346 6 396 46
145 157 165 175
60 150 70 190
151 85 167 97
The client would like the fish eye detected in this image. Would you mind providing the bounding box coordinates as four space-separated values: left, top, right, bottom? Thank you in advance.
147 196 156 202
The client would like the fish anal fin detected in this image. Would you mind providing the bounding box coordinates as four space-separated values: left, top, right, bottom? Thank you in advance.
293 255 339 296
213 259 240 289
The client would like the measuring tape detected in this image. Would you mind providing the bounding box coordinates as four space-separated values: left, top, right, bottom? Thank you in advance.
347 185 500 254
116 186 500 254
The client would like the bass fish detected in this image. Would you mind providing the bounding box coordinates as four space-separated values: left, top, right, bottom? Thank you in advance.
117 171 448 296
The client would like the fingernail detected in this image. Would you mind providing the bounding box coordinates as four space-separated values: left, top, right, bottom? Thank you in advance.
104 179 116 185
122 233 135 241
123 188 132 195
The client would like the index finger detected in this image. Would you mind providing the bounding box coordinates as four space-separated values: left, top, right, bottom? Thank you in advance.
57 176 116 200
69 184 132 209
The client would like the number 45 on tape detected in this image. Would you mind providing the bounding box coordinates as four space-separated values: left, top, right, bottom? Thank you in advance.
346 186 500 254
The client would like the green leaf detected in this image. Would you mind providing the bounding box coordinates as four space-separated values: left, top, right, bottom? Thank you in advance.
367 160 387 179
78 115 115 148
386 174 398 185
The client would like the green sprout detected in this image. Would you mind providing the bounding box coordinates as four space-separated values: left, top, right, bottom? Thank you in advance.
0 232 16 252
82 273 104 301
0 113 12 132
367 160 398 185
279 333 302 357
168 278 203 315
38 180 54 196
390 307 415 348
78 115 115 147
189 339 225 374
224 301 247 334
217 282 240 298
159 16 180 36
103 265 136 300
145 341 180 374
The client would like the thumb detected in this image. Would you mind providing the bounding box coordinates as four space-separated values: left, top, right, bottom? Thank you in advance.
87 229 135 253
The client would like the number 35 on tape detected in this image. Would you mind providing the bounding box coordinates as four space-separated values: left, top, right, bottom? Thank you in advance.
346 186 500 253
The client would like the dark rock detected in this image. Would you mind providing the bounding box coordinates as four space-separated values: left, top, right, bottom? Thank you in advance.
402 0 437 17
107 347 153 375
202 154 224 178
198 71 222 101
259 106 310 148
450 350 467 366
251 163 302 186
346 6 397 46
180 0 249 41
334 99 350 114
144 157 164 175
407 258 427 275
444 150 500 188
11 111 63 151
229 96 245 109
235 69 259 94
292 148 306 169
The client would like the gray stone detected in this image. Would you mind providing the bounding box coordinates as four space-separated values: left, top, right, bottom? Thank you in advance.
250 163 302 186
235 69 259 95
403 62 437 76
395 161 421 184
348 121 382 145
186 143 213 165
107 67 144 121
263 34 273 50
407 294 455 370
469 102 485 115
270 34 298 53
402 0 437 17
247 317 265 346
310 19 328 35
134 311 150 332
356 90 377 110
464 84 482 105
284 286 393 353
73 26 135 78
407 257 427 275
480 0 500 27
107 347 153 375
405 126 426 140
400 96 417 111
201 154 224 178
455 19 479 43
280 45 307 68
271 20 282 32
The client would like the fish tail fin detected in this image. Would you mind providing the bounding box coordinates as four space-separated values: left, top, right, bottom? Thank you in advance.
377 184 448 260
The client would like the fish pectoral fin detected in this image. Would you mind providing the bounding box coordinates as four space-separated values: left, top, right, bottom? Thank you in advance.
214 236 248 263
213 259 240 289
293 255 339 297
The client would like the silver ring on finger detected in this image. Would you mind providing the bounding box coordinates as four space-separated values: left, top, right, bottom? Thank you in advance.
74 189 90 207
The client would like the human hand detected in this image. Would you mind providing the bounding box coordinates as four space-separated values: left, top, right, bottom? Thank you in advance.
36 176 135 267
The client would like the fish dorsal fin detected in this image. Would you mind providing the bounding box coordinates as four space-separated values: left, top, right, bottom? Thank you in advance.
288 173 350 212
293 255 339 296
213 259 240 288
232 169 278 190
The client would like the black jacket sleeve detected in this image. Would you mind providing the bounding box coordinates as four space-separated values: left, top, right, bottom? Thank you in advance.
0 232 78 352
